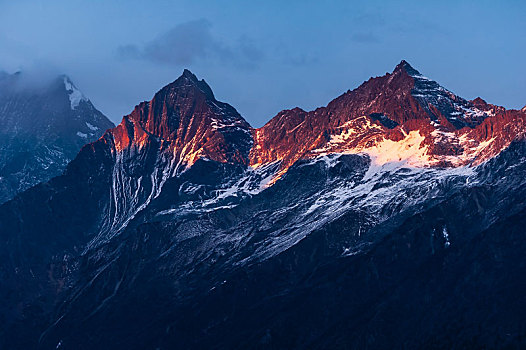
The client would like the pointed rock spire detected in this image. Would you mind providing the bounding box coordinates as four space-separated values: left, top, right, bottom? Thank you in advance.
114 69 253 164
169 69 215 99
182 68 198 80
393 60 421 77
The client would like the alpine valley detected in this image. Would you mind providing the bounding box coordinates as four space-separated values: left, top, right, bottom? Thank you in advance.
1 61 526 349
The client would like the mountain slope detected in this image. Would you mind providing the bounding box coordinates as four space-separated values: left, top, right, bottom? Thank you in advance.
0 70 255 348
1 62 526 349
0 72 114 203
36 141 526 349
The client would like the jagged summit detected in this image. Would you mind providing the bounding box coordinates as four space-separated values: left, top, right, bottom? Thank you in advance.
168 68 216 100
393 59 422 77
109 69 252 167
383 60 490 129
182 68 197 79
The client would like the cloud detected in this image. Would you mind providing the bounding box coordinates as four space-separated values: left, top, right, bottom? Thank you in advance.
0 60 63 93
350 32 381 44
117 19 263 69
282 53 319 66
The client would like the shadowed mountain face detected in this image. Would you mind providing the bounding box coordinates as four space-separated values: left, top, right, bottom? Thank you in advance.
1 62 526 349
0 72 114 203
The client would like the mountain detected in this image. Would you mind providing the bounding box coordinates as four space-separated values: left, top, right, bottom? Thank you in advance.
251 60 523 175
0 72 114 203
1 61 526 349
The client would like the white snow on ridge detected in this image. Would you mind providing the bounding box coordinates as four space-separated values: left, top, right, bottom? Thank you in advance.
314 118 431 167
86 122 99 131
156 160 281 217
309 112 507 169
442 226 451 248
358 130 429 166
63 77 88 109
249 154 476 263
77 131 88 138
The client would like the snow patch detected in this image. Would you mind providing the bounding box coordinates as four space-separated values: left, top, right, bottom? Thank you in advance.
442 226 451 247
86 122 99 131
316 127 430 167
63 77 87 109
360 130 429 166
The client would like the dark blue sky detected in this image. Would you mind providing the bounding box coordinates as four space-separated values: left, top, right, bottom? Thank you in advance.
1 0 524 127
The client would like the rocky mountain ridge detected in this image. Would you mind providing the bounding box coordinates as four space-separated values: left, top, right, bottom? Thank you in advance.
0 61 525 349
250 60 525 177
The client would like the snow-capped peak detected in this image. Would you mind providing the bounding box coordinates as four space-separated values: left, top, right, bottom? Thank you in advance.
63 76 88 109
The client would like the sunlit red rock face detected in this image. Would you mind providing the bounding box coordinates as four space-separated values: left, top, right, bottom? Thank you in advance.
88 61 524 197
107 69 252 166
95 62 525 180
250 60 526 173
73 70 253 238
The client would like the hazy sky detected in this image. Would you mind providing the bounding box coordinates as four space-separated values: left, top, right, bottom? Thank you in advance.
0 0 525 127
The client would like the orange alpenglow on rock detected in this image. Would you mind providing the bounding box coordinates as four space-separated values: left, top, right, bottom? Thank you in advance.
98 62 525 188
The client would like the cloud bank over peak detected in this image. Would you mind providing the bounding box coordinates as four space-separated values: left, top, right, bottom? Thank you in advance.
117 19 264 70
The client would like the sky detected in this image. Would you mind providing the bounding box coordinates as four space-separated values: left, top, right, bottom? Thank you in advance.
0 0 525 127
